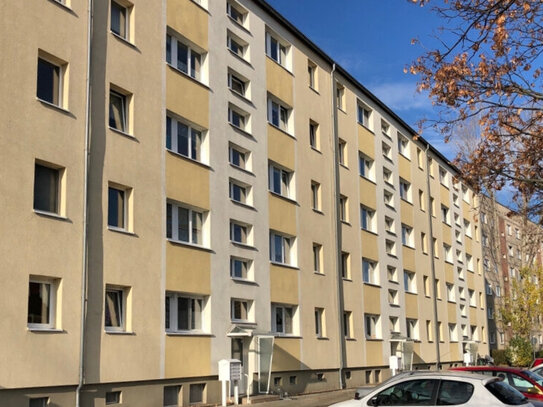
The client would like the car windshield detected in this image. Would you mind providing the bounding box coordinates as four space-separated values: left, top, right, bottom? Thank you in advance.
523 370 543 387
486 380 529 405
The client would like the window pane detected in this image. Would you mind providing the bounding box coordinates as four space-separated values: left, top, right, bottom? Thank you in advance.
164 386 180 407
34 164 59 213
192 211 202 244
178 207 189 242
37 58 59 104
177 42 188 74
191 52 201 79
109 91 125 131
166 117 172 150
191 129 201 161
271 102 279 126
110 1 126 37
270 37 278 61
275 307 283 332
273 234 283 262
28 282 50 324
166 35 172 64
272 167 281 193
108 187 125 228
177 122 189 156
165 296 170 330
284 307 293 333
105 290 123 328
166 203 173 239
178 297 189 330
437 381 474 405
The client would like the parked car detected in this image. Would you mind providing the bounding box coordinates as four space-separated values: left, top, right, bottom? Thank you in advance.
451 366 543 401
531 364 543 377
330 371 532 406
532 359 543 368
354 371 416 400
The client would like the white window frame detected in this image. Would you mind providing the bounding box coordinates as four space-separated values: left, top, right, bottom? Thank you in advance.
397 134 409 158
228 70 248 98
364 314 381 339
265 31 289 69
401 224 413 247
315 307 324 337
227 31 248 59
357 103 372 129
271 303 296 335
231 298 251 322
269 231 293 265
267 96 291 133
311 181 321 211
404 271 416 293
227 1 247 26
166 115 206 163
104 286 128 332
360 205 375 232
229 180 249 205
312 243 322 273
446 283 455 302
229 143 249 170
362 258 378 285
399 178 411 202
230 256 250 280
27 278 58 330
166 33 204 81
358 152 374 180
166 292 206 333
37 54 65 108
228 105 249 132
268 163 293 198
166 201 206 246
406 318 419 340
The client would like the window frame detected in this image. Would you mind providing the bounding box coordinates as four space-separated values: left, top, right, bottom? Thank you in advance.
399 178 411 202
269 231 293 265
166 201 206 246
109 88 129 133
229 180 249 205
362 258 378 285
312 243 322 273
166 115 205 163
110 0 132 41
107 184 130 231
165 292 206 333
36 54 64 107
231 298 251 322
365 314 381 340
360 205 375 232
230 220 249 245
230 256 250 280
268 163 293 198
104 286 128 332
267 96 292 133
27 278 58 330
33 161 62 216
166 32 204 81
228 104 249 132
271 303 295 335
358 152 374 180
265 31 289 69
357 102 372 130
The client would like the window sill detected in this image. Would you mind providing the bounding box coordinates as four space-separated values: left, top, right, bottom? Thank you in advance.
37 98 73 117
269 261 299 270
389 304 401 308
230 88 254 106
109 126 137 141
362 229 378 236
167 239 213 253
345 337 356 341
363 282 381 288
406 291 418 296
310 146 322 154
266 55 293 76
309 86 320 95
386 253 398 259
403 244 415 250
166 63 210 90
386 230 397 237
107 226 137 237
273 334 301 339
231 241 257 251
357 122 374 134
341 220 351 227
312 208 324 216
33 210 70 222
166 331 213 337
388 280 399 285
231 200 257 211
267 122 296 140
110 31 139 51
337 107 347 115
360 176 376 185
28 327 66 333
365 338 383 342
229 123 255 139
231 277 259 286
227 15 251 35
230 320 256 327
316 336 329 340
399 153 411 161
400 198 413 206
339 163 349 170
229 163 255 177
268 191 298 206
385 204 396 211
105 330 135 335
447 300 456 304
47 0 75 14
314 271 325 277
342 278 352 282
189 0 210 13
384 181 395 189
167 149 212 170
228 49 253 68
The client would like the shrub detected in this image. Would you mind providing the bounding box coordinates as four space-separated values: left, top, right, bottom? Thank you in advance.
491 349 508 366
505 337 533 367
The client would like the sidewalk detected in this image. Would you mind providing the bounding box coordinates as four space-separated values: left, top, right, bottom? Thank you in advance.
248 388 354 407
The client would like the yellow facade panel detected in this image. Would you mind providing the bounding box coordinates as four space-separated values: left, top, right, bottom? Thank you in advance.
166 68 209 127
403 247 416 271
268 124 295 169
467 272 475 289
449 344 460 361
167 0 208 49
359 178 377 209
270 264 299 304
363 285 381 315
445 263 454 283
272 338 301 371
447 302 456 321
166 153 209 208
440 185 449 205
400 200 414 226
465 237 472 253
165 335 211 378
361 231 378 259
166 245 211 295
399 156 411 181
470 308 477 322
442 224 452 245
269 194 297 236
365 341 384 366
358 126 375 159
462 202 471 217
405 294 418 318
266 58 293 106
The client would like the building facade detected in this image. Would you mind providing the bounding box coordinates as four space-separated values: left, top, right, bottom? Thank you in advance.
0 0 489 406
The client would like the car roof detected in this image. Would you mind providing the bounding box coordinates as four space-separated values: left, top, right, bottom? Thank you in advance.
452 366 528 373
376 370 497 383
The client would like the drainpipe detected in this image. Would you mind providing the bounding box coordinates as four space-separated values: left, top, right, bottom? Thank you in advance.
76 0 93 405
425 145 441 369
331 63 347 389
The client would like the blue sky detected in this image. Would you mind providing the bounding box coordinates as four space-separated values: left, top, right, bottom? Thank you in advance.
266 0 453 156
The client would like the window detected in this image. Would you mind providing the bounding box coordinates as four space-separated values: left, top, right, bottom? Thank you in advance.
109 88 128 132
335 141 348 170
515 228 520 239
28 278 58 329
315 307 324 337
388 289 399 306
362 258 378 285
231 299 250 322
486 281 493 296
417 148 424 168
384 190 394 207
269 231 293 265
406 319 419 340
105 391 121 405
230 220 249 244
381 120 391 138
108 185 130 230
228 105 249 132
496 285 501 297
229 180 248 205
164 385 181 407
464 219 472 237
269 163 292 198
365 314 381 339
466 254 473 271
227 1 246 25
448 323 458 341
360 205 375 232
227 31 248 59
339 195 348 222
462 185 470 203
469 289 476 306
272 303 295 335
358 152 374 180
357 103 372 129
385 216 395 234
37 55 64 106
439 167 448 186
308 60 317 89
229 143 249 170
382 142 392 160
309 120 319 149
313 243 322 273
111 1 131 40
399 178 411 201
311 181 321 211
418 189 425 211
423 276 430 296
397 134 409 157
446 283 455 302
388 266 398 282
453 193 459 207
29 398 49 407
105 286 128 332
390 316 399 333
459 286 465 300
404 271 416 293
165 293 205 332
443 244 452 263
265 31 289 68
34 162 62 215
189 384 205 405
166 34 203 80
441 205 450 225
336 83 345 110
426 320 433 342
421 232 428 254
385 239 396 256
166 116 204 162
343 311 352 338
457 266 465 281
383 168 393 185
230 257 250 279
401 224 413 247
166 202 205 245
454 212 460 226
460 304 467 318
341 251 350 279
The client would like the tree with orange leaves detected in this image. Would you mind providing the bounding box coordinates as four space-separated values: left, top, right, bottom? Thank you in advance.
409 0 543 220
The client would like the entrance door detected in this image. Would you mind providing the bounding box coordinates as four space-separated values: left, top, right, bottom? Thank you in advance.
231 338 248 395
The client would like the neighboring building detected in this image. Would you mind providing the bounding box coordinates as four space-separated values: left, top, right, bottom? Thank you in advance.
480 197 543 351
0 0 489 406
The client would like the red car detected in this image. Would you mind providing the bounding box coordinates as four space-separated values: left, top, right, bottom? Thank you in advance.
451 366 543 401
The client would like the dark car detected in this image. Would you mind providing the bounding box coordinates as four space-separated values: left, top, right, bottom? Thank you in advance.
451 366 543 401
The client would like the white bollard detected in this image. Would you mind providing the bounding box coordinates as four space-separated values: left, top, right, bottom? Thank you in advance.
234 380 239 405
221 380 227 407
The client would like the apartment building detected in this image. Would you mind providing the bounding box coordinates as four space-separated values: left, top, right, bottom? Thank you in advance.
480 198 543 351
0 0 489 406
